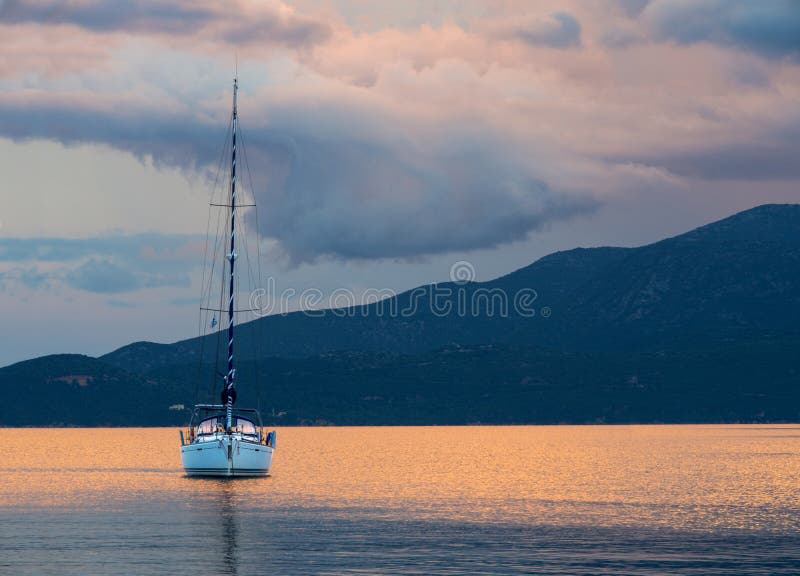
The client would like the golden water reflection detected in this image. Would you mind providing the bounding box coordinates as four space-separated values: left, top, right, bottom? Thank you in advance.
2 425 799 531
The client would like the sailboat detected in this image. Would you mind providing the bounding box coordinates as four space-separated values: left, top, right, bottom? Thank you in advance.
179 77 276 477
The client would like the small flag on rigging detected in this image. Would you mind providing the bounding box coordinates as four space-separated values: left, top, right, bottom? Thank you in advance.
210 315 218 328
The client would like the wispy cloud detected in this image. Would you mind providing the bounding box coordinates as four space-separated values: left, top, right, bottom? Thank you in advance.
106 298 140 308
0 266 51 290
64 258 189 293
0 234 201 293
0 234 203 263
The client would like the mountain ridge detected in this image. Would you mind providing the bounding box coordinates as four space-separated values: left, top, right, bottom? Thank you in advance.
2 203 799 425
101 202 800 369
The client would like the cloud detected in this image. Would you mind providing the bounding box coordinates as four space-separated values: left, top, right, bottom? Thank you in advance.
0 0 798 270
635 143 800 182
0 67 600 264
64 258 189 293
106 299 140 308
0 234 200 293
167 296 200 307
0 0 210 33
247 109 598 262
600 21 647 48
0 266 50 290
0 234 203 263
611 114 800 182
642 0 800 59
247 89 600 262
487 12 582 49
617 0 651 18
0 0 332 49
65 258 140 293
0 99 218 172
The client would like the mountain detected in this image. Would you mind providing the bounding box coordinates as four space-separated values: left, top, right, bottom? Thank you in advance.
2 204 799 425
104 203 800 367
4 340 800 426
0 354 188 426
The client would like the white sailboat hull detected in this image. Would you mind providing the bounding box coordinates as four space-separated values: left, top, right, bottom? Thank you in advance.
181 435 273 477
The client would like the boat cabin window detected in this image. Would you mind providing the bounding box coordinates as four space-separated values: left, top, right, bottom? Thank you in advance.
195 416 257 436
196 417 220 435
234 418 257 435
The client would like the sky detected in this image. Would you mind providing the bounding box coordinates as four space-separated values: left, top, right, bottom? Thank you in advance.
0 0 799 366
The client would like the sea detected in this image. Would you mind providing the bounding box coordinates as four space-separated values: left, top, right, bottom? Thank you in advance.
1 425 799 575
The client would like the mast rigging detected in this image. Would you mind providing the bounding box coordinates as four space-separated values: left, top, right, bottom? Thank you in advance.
224 77 238 432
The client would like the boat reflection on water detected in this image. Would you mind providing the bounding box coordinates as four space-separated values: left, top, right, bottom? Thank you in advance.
184 474 279 575
217 482 239 576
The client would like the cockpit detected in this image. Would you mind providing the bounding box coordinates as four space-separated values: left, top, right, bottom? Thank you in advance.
182 405 270 447
195 415 259 439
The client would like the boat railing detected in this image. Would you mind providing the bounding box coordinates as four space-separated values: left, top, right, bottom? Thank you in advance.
180 404 275 447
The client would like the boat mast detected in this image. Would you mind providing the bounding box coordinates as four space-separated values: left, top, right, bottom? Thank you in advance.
225 77 238 433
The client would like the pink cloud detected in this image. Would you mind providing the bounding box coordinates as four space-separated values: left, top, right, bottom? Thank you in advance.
0 0 798 262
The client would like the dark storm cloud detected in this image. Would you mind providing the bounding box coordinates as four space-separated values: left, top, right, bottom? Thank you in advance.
243 128 597 262
0 101 223 180
0 99 598 264
643 0 800 59
238 105 599 262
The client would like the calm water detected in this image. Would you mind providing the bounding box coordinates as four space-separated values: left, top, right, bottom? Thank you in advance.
2 425 800 575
